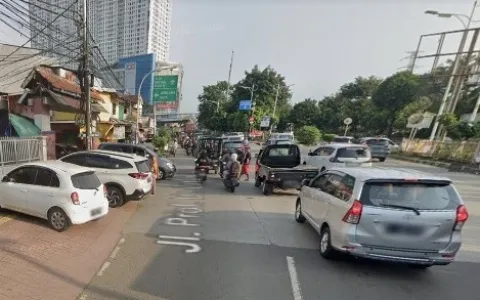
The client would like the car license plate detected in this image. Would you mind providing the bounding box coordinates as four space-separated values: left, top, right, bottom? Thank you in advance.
385 224 423 235
90 208 102 217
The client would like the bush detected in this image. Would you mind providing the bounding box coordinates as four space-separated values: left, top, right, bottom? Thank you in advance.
295 126 321 145
152 126 173 155
322 133 336 143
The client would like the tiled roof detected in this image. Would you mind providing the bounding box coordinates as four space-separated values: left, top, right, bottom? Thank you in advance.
122 95 139 104
35 66 102 100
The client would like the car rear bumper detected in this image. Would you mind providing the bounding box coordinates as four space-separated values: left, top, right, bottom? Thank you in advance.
335 244 456 265
69 203 109 225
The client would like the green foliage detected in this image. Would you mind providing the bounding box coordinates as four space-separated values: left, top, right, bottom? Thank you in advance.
152 126 172 154
322 133 336 143
296 126 321 145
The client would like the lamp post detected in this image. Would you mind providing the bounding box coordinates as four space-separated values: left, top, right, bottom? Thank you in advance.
425 1 478 140
239 84 257 134
136 64 181 143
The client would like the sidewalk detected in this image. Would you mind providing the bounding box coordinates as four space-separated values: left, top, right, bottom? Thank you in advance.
390 154 480 176
0 201 138 300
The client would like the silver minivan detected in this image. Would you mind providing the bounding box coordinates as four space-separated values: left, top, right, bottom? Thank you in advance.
295 167 469 268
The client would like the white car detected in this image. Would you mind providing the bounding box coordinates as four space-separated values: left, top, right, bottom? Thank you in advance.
0 161 109 232
303 143 372 172
60 150 153 208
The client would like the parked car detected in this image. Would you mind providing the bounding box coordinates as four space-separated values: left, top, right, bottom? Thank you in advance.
140 143 177 179
332 136 355 143
0 161 109 232
255 144 319 195
303 143 372 172
358 137 391 162
262 138 293 149
97 142 160 180
59 150 153 208
295 167 469 268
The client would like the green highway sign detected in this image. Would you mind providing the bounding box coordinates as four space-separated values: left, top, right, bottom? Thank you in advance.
153 75 178 102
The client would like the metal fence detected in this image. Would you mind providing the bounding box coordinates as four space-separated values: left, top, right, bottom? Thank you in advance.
0 137 45 175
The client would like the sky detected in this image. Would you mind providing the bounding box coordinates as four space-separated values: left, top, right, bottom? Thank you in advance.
169 0 478 113
0 1 477 114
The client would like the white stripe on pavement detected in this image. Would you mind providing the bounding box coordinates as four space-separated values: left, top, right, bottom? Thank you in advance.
286 256 303 300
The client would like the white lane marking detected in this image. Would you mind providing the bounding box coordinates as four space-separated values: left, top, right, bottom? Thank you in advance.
78 294 88 300
156 240 202 253
158 234 201 241
110 246 121 259
97 261 111 276
286 256 303 300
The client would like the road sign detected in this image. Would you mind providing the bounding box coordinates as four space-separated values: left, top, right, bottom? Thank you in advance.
260 116 271 128
343 117 352 125
239 100 252 111
249 116 254 124
153 75 178 102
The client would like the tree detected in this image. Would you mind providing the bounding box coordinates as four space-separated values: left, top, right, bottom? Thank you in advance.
197 81 229 131
372 71 420 137
296 125 321 145
288 98 320 128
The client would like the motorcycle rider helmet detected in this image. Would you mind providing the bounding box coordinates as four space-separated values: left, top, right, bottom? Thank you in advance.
230 153 238 161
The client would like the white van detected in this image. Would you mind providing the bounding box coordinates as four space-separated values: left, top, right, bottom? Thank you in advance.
271 132 294 141
303 143 372 172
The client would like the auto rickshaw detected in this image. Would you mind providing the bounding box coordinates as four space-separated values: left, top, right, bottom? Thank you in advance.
196 136 223 174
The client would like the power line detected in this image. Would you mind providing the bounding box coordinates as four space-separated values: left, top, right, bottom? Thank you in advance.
0 0 78 65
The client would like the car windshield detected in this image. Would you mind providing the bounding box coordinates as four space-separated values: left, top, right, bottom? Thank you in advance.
337 147 369 158
71 171 101 189
224 142 243 150
360 182 461 210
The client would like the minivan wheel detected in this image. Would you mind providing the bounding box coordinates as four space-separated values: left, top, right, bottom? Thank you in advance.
107 186 125 208
295 200 306 223
48 208 71 232
262 181 273 196
254 175 261 187
319 227 335 259
379 157 386 162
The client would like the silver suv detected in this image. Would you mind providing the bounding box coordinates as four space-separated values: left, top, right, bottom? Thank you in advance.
295 167 469 268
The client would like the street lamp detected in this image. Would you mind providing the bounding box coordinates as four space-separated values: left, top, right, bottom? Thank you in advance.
425 1 478 140
136 63 181 143
272 83 295 119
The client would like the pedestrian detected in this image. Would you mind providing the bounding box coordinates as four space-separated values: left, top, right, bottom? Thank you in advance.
241 150 251 181
172 139 178 157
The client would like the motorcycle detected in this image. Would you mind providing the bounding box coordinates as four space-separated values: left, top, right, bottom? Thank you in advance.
223 176 239 193
195 165 208 183
219 161 227 178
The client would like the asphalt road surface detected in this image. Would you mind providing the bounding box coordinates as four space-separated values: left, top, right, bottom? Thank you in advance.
79 147 480 300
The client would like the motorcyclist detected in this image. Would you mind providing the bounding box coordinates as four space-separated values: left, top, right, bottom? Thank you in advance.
196 149 211 167
226 153 241 180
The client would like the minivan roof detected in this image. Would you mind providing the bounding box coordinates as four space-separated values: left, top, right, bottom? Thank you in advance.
330 166 452 182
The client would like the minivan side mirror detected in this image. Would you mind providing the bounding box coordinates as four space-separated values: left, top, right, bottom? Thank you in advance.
301 179 310 186
2 176 12 183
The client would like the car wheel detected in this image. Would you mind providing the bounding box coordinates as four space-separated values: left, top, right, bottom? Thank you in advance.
379 157 386 162
262 181 273 196
107 186 125 208
158 169 166 180
254 175 261 187
295 199 306 223
319 226 335 259
48 208 71 232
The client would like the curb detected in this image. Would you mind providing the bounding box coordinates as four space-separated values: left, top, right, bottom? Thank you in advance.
390 155 451 169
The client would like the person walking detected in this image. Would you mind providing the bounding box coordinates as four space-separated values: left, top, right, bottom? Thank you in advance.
172 139 178 157
241 149 251 181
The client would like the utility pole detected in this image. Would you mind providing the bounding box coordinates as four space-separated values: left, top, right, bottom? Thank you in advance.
219 51 234 112
83 0 92 150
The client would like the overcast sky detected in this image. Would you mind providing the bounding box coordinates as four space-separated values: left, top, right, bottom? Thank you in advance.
0 1 476 114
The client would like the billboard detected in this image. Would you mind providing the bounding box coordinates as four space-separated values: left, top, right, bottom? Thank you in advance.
117 54 156 104
239 100 252 110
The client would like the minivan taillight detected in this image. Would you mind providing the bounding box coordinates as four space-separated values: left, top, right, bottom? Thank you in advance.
128 172 149 179
342 200 363 224
103 185 108 198
71 192 80 205
454 205 469 231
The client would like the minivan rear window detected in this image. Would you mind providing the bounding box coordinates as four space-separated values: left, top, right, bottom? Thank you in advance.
333 137 352 143
337 147 369 158
71 171 101 189
135 160 151 173
360 182 461 210
366 139 389 146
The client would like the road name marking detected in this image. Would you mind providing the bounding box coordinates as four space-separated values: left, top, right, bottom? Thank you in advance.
96 261 111 276
286 256 303 300
157 186 205 254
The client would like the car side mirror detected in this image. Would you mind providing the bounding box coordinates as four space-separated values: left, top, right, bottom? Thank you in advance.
1 176 8 182
301 179 310 186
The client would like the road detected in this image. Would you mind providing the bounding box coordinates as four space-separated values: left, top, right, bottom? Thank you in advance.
79 147 480 300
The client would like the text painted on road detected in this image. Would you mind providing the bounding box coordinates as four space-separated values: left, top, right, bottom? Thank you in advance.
157 184 205 254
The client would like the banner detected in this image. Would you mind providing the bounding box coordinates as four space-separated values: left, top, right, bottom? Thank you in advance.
153 75 178 102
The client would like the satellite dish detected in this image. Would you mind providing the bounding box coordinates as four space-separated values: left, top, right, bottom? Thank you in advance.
344 118 352 125
408 113 424 125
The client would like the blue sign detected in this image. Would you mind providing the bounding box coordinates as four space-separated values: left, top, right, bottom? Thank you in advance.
239 100 252 111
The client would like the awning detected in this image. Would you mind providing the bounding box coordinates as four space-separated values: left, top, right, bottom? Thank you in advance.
9 114 40 137
45 89 108 113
